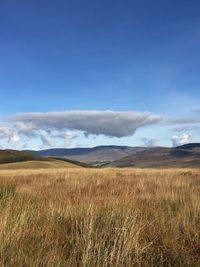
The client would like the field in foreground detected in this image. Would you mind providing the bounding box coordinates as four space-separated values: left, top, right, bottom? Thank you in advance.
0 168 199 266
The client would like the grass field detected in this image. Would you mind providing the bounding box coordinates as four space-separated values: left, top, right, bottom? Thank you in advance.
0 168 199 266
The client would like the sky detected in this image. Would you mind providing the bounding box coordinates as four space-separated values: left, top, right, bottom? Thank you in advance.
0 0 200 149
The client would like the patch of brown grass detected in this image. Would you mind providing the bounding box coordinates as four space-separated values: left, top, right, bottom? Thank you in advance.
0 168 199 266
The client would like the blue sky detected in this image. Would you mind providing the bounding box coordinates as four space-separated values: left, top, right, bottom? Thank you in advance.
0 0 200 149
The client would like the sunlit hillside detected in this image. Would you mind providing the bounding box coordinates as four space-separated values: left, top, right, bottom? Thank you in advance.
0 159 81 170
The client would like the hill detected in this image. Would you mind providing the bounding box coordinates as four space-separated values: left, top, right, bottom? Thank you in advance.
176 143 200 150
3 143 200 169
29 146 147 164
0 158 82 170
0 150 88 169
108 146 200 168
0 149 35 164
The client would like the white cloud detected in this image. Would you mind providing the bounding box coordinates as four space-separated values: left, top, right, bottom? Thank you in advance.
56 132 76 147
8 110 161 138
0 110 162 149
14 122 38 137
0 126 12 139
171 133 193 147
40 132 54 149
0 127 21 147
141 138 160 147
9 134 20 145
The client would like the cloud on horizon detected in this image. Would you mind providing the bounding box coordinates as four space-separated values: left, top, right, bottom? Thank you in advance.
0 110 162 148
1 110 199 149
8 110 161 138
171 133 193 147
141 138 160 147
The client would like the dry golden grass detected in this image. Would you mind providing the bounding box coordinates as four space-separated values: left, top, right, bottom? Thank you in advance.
0 168 199 266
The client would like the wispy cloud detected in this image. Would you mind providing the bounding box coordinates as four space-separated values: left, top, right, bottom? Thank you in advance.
168 118 200 125
168 109 200 126
173 125 200 132
40 132 54 149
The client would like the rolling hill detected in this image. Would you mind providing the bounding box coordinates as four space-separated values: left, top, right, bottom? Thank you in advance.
0 149 35 164
0 149 88 170
2 143 200 169
0 158 81 170
108 145 200 168
176 143 200 151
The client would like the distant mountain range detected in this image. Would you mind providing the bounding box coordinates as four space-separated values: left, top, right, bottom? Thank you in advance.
28 145 147 165
28 143 200 168
108 143 200 168
1 143 200 168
